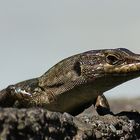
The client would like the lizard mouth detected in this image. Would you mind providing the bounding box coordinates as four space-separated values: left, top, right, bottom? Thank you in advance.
102 62 140 88
104 62 140 75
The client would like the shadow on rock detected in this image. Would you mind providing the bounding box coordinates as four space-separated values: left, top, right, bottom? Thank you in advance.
116 111 140 123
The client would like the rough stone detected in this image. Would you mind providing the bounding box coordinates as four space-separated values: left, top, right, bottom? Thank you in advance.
0 108 140 139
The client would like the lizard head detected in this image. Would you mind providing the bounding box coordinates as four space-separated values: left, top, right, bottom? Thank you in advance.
81 48 140 91
103 48 140 76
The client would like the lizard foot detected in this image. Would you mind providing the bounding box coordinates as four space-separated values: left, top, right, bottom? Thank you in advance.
94 95 114 115
6 85 32 99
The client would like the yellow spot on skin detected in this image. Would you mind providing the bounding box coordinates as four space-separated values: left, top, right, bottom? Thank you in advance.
130 64 137 71
67 72 72 78
120 66 128 73
66 71 78 82
136 63 140 69
114 67 121 73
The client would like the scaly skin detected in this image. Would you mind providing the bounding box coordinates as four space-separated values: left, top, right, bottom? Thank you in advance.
0 48 140 115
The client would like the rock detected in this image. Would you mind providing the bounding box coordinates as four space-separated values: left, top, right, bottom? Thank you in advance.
0 108 140 139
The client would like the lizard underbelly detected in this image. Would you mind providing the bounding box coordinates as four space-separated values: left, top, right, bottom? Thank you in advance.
45 84 102 115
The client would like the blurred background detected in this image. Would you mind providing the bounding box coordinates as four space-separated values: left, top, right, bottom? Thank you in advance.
0 0 140 99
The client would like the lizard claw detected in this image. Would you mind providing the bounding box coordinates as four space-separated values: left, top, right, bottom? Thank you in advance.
15 88 32 97
6 85 32 98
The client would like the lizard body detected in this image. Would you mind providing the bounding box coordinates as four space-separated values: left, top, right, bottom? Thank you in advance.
0 48 140 115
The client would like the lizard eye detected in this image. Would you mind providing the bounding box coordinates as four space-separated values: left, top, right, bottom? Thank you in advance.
106 54 119 65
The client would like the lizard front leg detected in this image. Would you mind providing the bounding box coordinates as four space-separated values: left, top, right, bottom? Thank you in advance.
0 85 33 107
94 94 113 115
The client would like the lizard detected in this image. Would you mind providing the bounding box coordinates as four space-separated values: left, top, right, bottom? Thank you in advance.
0 48 140 116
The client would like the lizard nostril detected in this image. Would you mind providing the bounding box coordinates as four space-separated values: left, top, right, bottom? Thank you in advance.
73 61 81 76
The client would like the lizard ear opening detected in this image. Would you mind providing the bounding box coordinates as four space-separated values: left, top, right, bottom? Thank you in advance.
73 61 81 76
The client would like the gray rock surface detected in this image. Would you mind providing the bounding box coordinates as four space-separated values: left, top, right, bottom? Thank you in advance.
0 107 140 140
